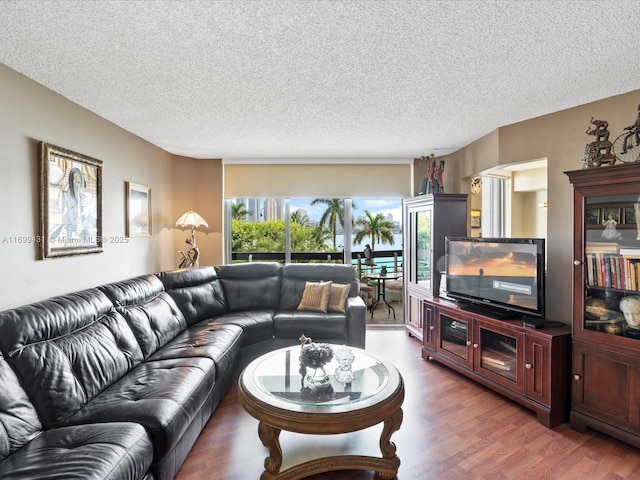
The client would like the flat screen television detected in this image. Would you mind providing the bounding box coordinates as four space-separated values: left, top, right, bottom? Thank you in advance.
444 237 546 319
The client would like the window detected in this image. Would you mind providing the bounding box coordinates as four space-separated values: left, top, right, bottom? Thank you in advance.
225 197 402 269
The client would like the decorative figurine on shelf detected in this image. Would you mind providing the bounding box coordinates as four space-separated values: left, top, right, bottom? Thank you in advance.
433 160 445 193
621 104 640 155
418 153 435 194
583 117 615 168
601 212 623 240
620 297 640 338
426 159 437 193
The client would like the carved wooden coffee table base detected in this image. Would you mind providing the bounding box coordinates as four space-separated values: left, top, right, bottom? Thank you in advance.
238 345 405 480
256 407 403 480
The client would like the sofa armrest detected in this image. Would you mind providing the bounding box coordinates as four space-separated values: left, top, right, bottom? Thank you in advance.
345 296 366 348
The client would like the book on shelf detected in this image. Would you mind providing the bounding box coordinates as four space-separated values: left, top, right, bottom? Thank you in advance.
587 252 640 291
585 242 640 256
585 242 620 254
603 257 612 288
586 254 597 287
481 354 515 372
482 359 512 371
481 348 516 368
627 258 640 291
619 247 640 257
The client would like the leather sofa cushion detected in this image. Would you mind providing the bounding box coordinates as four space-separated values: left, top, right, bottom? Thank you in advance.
157 267 228 325
0 422 152 480
215 262 282 312
0 288 143 429
148 323 242 377
212 310 275 346
99 275 187 359
0 353 42 461
280 263 360 310
66 356 215 461
273 311 349 341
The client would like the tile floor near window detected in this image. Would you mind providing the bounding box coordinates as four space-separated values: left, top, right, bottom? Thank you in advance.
367 299 404 326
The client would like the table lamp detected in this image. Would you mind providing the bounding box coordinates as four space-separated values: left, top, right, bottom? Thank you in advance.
175 209 208 268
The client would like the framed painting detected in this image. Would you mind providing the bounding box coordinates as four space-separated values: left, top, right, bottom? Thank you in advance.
126 182 152 237
470 209 481 228
39 142 103 259
585 207 601 227
602 207 621 225
624 205 638 225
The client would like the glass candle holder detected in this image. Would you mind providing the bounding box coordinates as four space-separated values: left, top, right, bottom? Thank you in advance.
334 346 355 384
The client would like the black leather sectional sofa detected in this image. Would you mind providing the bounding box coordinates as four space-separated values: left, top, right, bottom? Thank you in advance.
0 262 366 480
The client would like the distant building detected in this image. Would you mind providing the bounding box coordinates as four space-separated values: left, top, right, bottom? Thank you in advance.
263 198 283 221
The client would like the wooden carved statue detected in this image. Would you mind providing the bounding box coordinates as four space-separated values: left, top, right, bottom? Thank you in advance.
621 104 640 154
584 117 615 167
427 160 437 191
418 153 435 194
433 160 445 193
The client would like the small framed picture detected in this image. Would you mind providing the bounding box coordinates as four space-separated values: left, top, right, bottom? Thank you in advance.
624 205 638 225
602 207 621 225
470 209 481 229
585 208 601 227
125 182 152 237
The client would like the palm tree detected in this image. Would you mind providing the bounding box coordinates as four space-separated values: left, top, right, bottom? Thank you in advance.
311 198 345 249
231 202 251 220
291 209 311 227
353 210 394 251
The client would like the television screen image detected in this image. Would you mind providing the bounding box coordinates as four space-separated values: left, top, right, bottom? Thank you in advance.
445 238 545 318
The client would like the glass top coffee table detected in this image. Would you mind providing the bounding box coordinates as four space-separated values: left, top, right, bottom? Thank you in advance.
238 344 404 480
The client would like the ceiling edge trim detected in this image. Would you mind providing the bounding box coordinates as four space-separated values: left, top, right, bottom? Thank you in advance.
222 158 414 165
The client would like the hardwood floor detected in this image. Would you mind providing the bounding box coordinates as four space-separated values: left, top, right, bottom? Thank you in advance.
175 328 640 480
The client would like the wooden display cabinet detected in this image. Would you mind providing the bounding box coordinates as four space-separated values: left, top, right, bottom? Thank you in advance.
402 194 467 340
407 297 436 349
566 164 640 446
422 299 571 428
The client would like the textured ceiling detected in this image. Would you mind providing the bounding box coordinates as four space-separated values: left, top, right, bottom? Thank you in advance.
1 0 639 160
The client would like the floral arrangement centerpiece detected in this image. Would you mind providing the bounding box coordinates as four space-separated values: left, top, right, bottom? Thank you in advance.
298 334 334 392
298 334 334 369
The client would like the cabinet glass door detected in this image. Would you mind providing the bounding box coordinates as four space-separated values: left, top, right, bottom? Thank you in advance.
439 314 469 360
478 328 518 383
583 193 640 341
416 209 432 288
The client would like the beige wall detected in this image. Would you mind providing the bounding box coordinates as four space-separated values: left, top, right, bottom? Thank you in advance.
224 163 413 197
510 167 548 239
0 64 180 309
3 60 640 324
499 90 639 324
172 156 224 267
415 89 640 324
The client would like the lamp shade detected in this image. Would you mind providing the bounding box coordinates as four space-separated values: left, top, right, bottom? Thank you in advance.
175 210 209 229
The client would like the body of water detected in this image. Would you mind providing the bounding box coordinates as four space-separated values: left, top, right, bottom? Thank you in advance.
335 232 403 253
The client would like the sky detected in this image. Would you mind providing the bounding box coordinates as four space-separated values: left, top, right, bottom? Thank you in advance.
289 197 402 224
